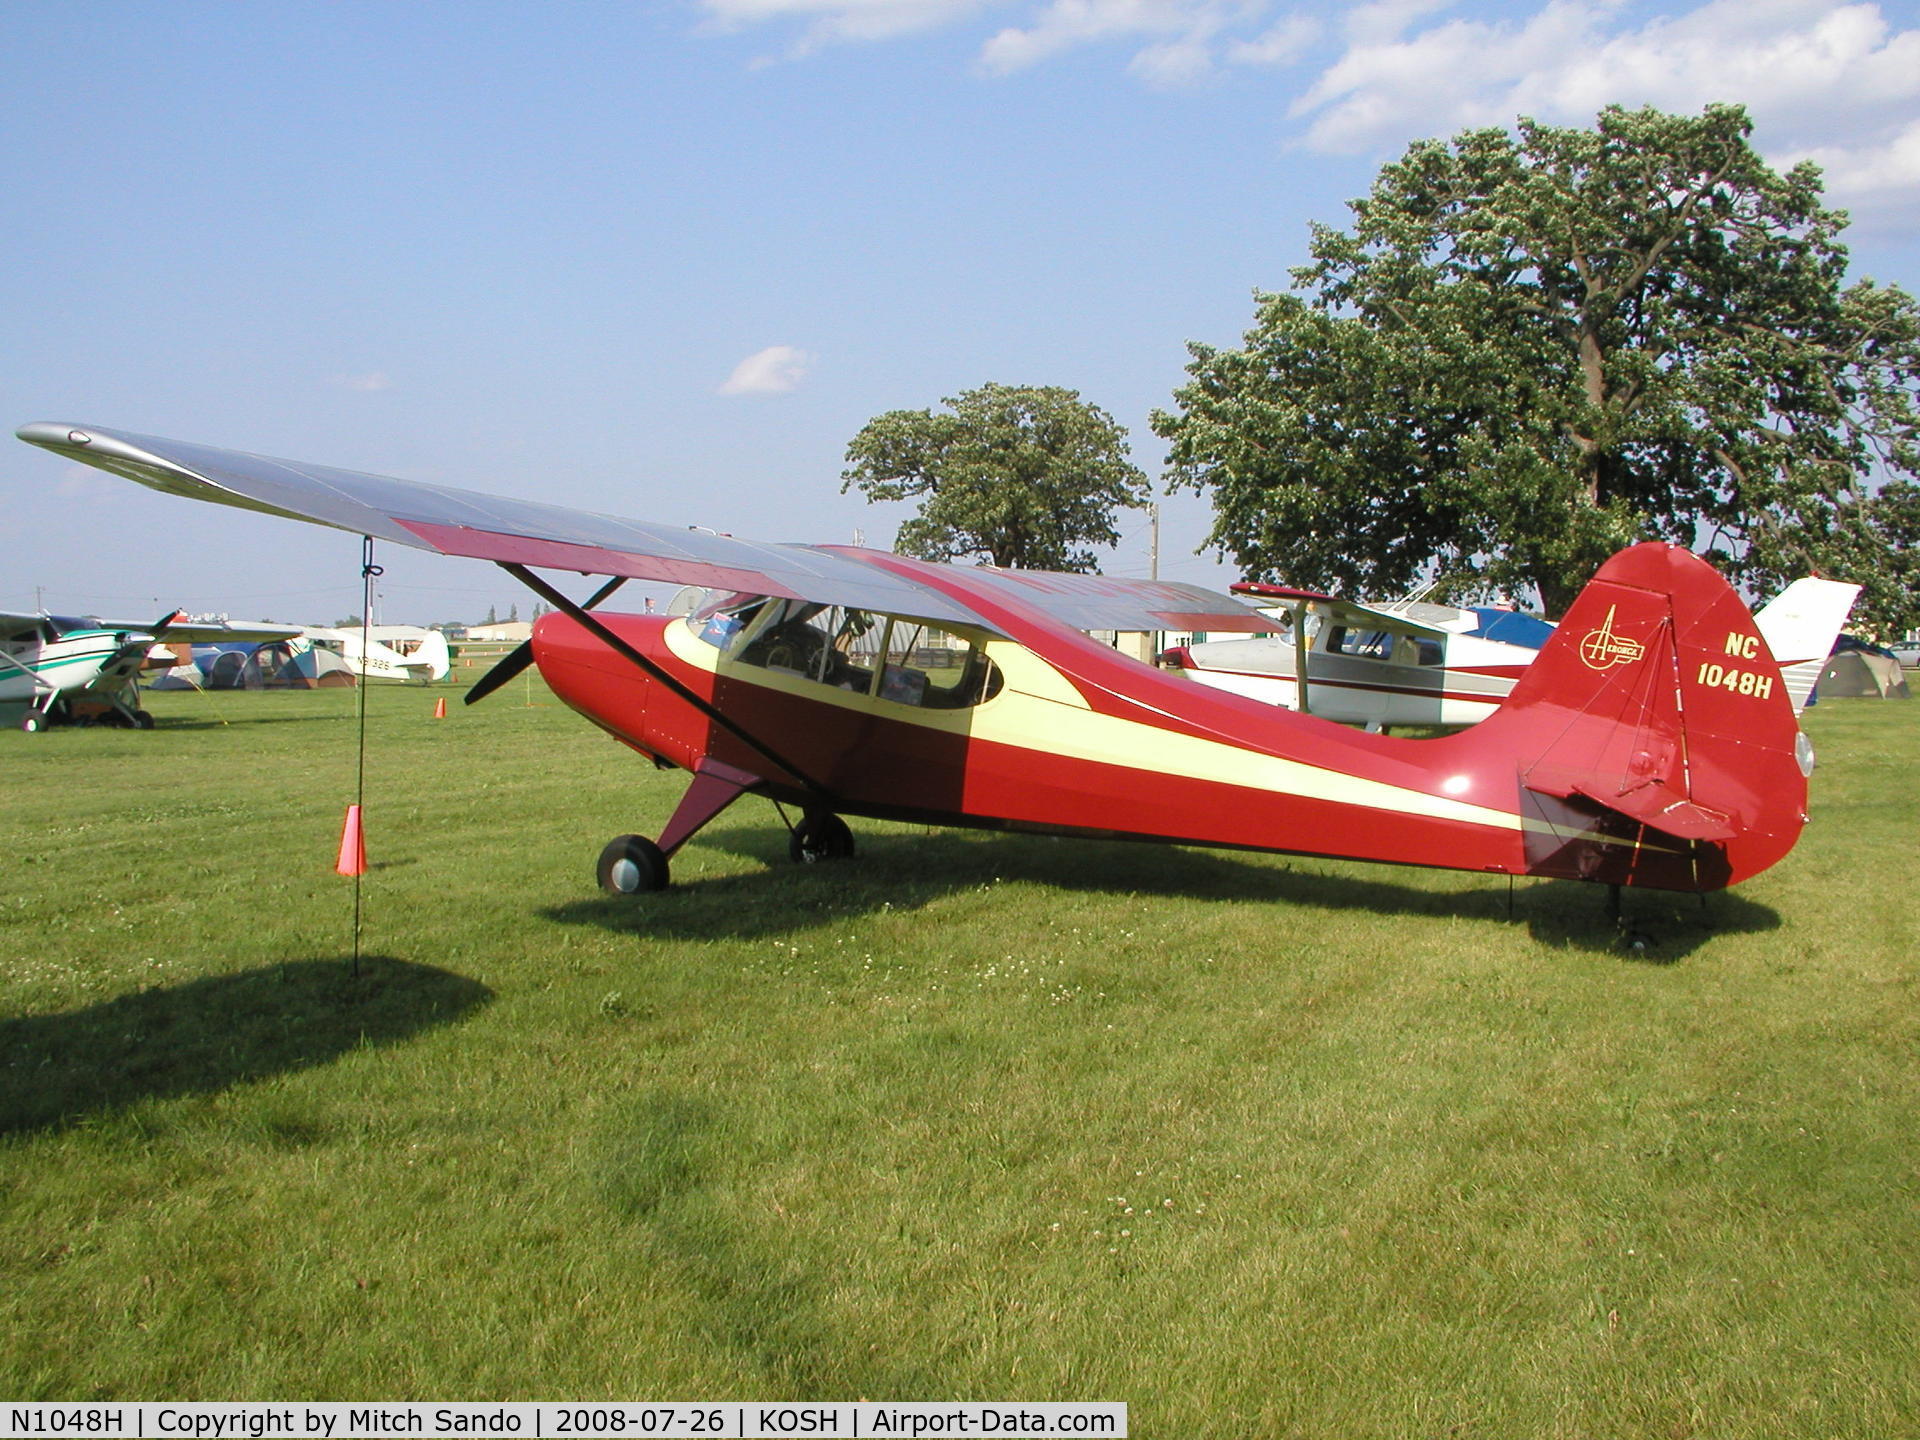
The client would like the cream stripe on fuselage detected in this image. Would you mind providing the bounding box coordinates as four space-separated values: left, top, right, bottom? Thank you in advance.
665 619 1525 835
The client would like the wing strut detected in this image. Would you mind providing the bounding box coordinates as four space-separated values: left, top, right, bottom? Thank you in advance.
499 563 832 800
1291 602 1312 716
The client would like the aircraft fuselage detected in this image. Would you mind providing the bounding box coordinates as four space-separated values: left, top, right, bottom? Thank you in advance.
528 547 1803 894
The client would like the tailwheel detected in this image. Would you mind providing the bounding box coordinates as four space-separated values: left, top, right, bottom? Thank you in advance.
789 812 855 865
597 833 670 894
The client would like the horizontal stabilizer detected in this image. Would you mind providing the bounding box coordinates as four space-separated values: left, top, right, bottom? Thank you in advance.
1566 781 1738 842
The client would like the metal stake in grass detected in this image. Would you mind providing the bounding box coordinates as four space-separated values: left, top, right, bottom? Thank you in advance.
348 534 383 979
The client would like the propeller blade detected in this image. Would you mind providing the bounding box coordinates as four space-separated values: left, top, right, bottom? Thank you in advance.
464 639 534 706
463 576 629 706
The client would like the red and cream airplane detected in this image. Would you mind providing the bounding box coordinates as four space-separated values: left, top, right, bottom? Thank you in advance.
18 422 1814 900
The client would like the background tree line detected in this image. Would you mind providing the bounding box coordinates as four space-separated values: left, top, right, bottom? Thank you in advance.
846 105 1918 637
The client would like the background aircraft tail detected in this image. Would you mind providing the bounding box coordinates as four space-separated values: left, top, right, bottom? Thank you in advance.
1463 543 1809 891
1752 577 1861 715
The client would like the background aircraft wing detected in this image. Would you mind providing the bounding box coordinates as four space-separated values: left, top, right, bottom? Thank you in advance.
0 611 53 639
48 611 306 645
16 423 999 633
1230 581 1454 639
152 618 309 644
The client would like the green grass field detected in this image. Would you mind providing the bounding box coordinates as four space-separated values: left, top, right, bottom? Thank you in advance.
3 679 1916 1436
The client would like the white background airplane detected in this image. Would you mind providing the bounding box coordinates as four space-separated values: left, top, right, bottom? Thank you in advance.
1163 577 1861 730
1 610 302 731
293 625 451 683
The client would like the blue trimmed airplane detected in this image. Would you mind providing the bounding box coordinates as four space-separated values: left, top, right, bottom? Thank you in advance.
2 608 301 731
1161 576 1859 730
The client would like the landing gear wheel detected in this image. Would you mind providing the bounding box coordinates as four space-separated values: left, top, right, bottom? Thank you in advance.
20 712 45 733
597 834 670 894
788 813 855 864
132 709 155 730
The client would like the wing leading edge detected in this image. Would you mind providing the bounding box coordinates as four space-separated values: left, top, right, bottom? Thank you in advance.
17 423 1269 638
1231 581 1459 641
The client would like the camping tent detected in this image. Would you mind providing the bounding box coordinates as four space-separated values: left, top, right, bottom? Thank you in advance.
149 642 266 690
1816 649 1911 699
268 642 357 688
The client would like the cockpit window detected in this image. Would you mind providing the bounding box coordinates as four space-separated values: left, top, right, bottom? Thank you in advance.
1325 626 1394 660
730 601 876 688
690 598 1002 708
871 618 1003 708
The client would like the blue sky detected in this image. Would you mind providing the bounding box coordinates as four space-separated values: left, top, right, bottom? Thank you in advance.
6 0 1918 623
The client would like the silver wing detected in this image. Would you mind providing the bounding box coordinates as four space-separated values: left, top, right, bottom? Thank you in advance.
16 423 1269 636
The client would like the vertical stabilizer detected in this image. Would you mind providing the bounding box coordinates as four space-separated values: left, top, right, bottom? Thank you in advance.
1465 544 1809 891
1752 577 1861 714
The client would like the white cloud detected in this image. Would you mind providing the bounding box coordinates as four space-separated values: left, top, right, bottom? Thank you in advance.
1225 13 1318 68
1791 116 1920 196
1289 1 1920 218
719 345 814 396
689 0 1920 218
1339 0 1455 47
982 2 1217 76
1131 29 1237 85
697 0 998 59
699 0 1320 84
331 371 392 392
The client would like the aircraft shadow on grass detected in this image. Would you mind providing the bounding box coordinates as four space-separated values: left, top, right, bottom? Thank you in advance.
153 711 350 731
0 957 492 1136
542 825 1779 961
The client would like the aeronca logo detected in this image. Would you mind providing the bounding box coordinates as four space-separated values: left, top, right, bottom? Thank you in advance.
1577 605 1646 671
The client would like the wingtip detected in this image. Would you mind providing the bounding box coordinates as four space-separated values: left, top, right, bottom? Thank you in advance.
16 421 93 450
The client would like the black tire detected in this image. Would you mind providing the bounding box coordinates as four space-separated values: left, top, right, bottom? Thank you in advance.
788 813 855 864
596 834 670 894
20 712 44 733
132 709 155 730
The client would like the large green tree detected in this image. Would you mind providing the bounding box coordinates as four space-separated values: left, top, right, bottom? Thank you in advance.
1154 104 1920 631
844 383 1150 571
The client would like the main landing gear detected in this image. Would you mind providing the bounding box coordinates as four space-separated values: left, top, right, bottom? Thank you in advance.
788 812 854 864
597 833 671 894
16 693 153 733
594 810 856 895
593 758 856 896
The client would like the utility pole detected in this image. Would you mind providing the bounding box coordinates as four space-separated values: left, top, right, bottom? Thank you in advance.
1148 503 1162 663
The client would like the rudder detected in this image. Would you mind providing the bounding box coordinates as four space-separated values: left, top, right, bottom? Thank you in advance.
1471 543 1809 891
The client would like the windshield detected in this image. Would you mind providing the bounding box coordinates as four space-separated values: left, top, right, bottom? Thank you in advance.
689 598 1001 708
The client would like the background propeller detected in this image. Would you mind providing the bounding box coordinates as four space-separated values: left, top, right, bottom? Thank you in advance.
464 577 626 705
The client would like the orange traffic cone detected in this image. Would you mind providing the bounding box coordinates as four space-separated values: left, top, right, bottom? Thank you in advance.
336 804 367 877
432 696 447 719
